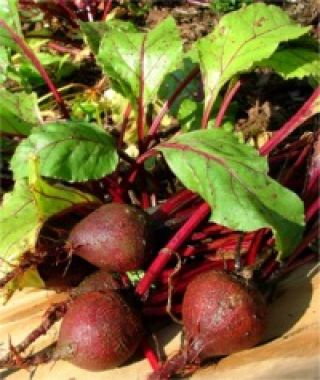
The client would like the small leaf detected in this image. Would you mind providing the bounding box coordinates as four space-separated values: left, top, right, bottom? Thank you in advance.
177 98 203 131
98 16 183 107
0 89 41 136
260 48 320 80
11 121 119 182
197 3 310 111
0 0 22 50
177 96 238 132
0 157 99 297
158 52 199 117
18 51 78 86
157 129 305 259
80 19 137 55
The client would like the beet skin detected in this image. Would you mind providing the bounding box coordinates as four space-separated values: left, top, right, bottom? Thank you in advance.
68 203 151 272
57 291 144 371
73 270 123 296
182 270 267 358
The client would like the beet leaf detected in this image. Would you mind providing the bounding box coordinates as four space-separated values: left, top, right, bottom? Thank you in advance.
97 16 183 109
197 3 310 127
260 48 320 80
157 129 305 259
11 121 118 182
0 89 41 136
80 19 137 55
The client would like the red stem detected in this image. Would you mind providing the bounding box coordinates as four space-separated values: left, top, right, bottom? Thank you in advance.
127 149 158 185
146 67 200 143
166 200 204 227
57 0 79 27
141 338 160 370
101 0 113 20
103 176 125 203
0 19 69 119
117 103 132 150
286 222 319 266
263 221 318 280
187 232 254 256
280 253 317 277
149 259 234 304
281 143 312 185
47 41 80 55
152 189 196 221
201 93 216 129
246 229 267 266
260 86 320 156
269 149 301 164
304 132 320 200
306 197 320 223
180 245 196 257
215 79 242 128
135 203 211 297
178 259 235 284
261 259 279 279
32 0 79 28
304 168 319 201
190 224 229 241
141 192 151 209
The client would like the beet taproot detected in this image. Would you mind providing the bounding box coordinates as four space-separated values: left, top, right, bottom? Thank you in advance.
57 291 144 371
68 203 151 272
182 270 267 358
148 270 267 379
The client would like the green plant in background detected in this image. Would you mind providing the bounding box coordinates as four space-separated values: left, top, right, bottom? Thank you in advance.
210 0 253 13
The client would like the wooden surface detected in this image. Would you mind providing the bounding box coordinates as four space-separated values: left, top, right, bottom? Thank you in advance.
0 263 319 380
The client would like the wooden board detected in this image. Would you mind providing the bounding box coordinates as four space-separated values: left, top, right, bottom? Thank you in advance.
0 263 319 380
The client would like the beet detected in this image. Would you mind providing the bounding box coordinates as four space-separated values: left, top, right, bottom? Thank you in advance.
73 270 123 296
148 270 267 379
68 203 151 272
182 270 267 358
57 291 144 371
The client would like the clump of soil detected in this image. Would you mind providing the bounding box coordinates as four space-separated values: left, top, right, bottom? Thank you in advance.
282 0 318 25
146 3 218 48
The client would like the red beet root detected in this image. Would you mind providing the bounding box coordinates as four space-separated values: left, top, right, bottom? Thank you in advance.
149 270 267 379
57 291 144 371
182 270 267 358
68 203 151 272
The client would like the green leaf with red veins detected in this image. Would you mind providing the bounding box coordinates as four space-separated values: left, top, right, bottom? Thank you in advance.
0 89 41 136
10 120 118 182
97 16 183 108
80 19 137 55
197 3 310 114
157 129 305 260
0 157 100 300
260 48 320 81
